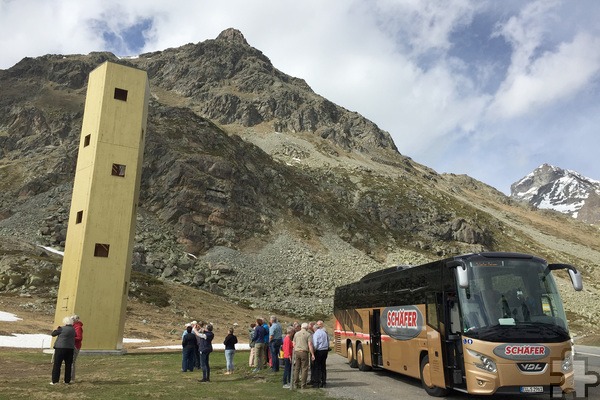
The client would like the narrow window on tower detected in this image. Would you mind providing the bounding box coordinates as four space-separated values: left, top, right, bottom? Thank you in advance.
76 210 83 224
84 134 91 147
94 243 110 257
114 87 128 101
111 163 126 177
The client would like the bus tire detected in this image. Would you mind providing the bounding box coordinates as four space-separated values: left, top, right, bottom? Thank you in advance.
357 343 372 371
420 354 448 397
348 343 358 368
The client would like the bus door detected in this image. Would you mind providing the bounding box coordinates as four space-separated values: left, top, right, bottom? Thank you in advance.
445 292 465 388
426 293 447 388
370 309 383 367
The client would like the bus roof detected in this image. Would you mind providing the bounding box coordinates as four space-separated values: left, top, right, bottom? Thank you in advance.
451 252 544 264
355 252 544 283
359 265 413 282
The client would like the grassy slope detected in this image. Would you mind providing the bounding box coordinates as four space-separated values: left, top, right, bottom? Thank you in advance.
0 350 330 400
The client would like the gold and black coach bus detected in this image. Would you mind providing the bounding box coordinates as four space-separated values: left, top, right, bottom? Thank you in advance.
333 252 583 396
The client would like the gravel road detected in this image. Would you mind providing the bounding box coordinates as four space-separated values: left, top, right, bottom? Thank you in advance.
322 353 600 400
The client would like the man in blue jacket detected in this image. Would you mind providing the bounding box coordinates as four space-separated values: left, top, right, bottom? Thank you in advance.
269 315 283 372
252 318 267 372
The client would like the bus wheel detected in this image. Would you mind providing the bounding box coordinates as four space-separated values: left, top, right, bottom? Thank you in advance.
420 354 448 397
348 344 358 368
357 343 372 372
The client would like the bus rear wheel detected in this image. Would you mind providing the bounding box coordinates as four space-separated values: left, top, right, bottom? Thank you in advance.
347 343 358 368
356 343 372 371
420 354 448 397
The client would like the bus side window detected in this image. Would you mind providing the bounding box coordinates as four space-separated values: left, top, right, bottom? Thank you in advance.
426 293 439 329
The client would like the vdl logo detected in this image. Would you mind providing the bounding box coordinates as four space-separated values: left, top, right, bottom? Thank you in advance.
517 362 546 373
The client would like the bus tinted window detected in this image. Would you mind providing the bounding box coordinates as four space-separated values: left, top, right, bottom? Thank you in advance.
459 258 569 342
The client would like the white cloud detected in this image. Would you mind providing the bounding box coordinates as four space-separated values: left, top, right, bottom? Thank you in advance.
494 0 559 72
0 0 103 63
490 31 600 119
372 0 479 54
487 0 600 120
1 0 599 192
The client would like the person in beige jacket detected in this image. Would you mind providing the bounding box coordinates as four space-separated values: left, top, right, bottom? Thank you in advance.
292 322 315 389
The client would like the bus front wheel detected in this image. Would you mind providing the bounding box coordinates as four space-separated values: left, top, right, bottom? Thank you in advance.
420 354 448 397
347 344 358 368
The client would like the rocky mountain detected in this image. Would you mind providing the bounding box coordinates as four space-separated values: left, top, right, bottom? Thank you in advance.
511 164 600 224
1 29 600 336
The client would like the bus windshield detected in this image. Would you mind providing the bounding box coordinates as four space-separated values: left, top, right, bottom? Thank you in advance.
457 257 570 342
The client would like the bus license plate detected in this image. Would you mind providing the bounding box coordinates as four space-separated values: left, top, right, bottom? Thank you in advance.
521 386 543 393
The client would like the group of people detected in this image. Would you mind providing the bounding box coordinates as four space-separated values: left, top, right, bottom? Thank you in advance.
181 320 218 382
249 317 330 389
248 316 282 374
50 314 84 385
52 312 329 390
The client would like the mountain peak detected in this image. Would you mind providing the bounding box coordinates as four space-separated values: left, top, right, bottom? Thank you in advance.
511 164 600 223
216 28 249 46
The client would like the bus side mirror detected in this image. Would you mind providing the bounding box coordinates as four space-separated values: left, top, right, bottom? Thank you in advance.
568 269 583 291
448 261 469 289
549 263 583 291
457 267 469 289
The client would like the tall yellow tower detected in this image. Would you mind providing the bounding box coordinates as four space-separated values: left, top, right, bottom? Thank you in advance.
53 61 149 352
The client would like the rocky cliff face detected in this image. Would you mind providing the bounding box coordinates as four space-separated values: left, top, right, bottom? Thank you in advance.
511 164 600 224
1 29 599 321
139 28 398 153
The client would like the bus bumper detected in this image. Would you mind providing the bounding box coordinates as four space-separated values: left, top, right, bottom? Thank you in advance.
464 362 574 395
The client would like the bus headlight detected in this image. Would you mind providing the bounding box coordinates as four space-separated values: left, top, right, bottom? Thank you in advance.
562 353 573 372
467 349 497 373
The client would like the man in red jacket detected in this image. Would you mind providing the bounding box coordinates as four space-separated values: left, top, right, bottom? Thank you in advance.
71 315 83 382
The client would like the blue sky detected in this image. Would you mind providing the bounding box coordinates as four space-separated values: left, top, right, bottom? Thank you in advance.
1 0 599 194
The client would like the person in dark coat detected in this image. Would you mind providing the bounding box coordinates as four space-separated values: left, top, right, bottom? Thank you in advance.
223 327 238 374
194 323 215 382
51 316 76 385
182 325 197 372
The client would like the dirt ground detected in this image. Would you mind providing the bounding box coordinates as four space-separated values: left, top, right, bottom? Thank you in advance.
0 280 330 352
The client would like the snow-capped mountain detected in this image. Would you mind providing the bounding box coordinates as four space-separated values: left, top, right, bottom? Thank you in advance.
510 164 600 224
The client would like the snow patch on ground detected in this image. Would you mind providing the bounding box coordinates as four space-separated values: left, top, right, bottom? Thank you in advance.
0 310 250 350
0 311 154 349
0 311 23 322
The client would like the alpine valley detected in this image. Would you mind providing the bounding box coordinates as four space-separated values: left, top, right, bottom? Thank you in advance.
1 29 599 342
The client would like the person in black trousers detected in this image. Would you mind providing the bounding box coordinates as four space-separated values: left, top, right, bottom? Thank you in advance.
51 316 76 385
312 321 330 388
182 325 197 372
194 323 214 382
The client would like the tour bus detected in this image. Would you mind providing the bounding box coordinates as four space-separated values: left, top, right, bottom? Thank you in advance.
333 252 583 396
